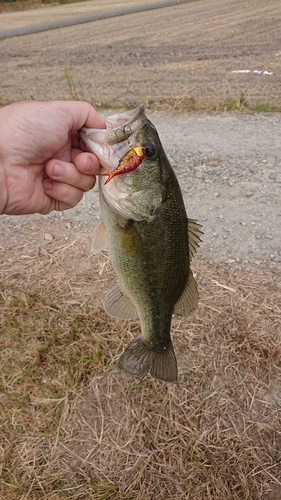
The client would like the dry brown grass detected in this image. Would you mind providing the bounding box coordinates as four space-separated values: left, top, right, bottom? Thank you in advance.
0 229 281 499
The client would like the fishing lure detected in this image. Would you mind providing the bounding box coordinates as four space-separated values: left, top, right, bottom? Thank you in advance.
100 145 147 185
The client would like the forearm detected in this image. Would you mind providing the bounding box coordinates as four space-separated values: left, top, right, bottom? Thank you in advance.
0 105 10 215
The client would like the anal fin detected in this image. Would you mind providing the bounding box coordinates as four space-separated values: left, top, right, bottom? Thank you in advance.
118 336 178 383
174 269 198 317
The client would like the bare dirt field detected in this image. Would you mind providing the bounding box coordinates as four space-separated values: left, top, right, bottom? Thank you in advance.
0 0 281 107
0 0 281 499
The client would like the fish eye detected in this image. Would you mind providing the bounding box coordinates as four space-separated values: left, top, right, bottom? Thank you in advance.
144 144 155 158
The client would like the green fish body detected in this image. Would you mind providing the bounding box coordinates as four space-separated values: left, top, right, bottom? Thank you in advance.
79 106 202 382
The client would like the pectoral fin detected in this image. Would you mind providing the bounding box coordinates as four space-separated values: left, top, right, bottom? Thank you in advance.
121 188 164 222
188 219 203 261
174 270 198 317
91 220 107 254
104 283 138 320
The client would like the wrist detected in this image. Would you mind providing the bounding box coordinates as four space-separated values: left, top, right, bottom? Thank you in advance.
0 158 8 215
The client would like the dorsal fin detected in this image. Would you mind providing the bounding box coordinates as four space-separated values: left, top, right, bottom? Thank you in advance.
188 219 203 261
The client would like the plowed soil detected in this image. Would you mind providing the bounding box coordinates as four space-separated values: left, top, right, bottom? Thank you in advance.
0 0 281 106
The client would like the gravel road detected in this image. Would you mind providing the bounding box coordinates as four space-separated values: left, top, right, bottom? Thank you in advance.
81 110 281 276
1 110 280 283
158 112 281 273
0 0 280 283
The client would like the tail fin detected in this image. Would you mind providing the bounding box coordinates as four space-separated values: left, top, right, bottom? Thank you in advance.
118 336 178 383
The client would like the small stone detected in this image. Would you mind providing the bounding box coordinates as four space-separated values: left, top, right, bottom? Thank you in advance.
200 278 208 286
250 222 256 226
44 233 53 241
255 234 262 240
240 221 246 226
66 222 71 229
228 259 236 264
269 173 277 180
27 405 35 416
265 234 273 239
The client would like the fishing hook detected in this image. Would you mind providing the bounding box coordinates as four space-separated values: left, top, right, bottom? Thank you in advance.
114 124 132 144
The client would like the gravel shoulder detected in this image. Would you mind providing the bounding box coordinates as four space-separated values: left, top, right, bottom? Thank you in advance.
0 0 280 282
1 111 280 281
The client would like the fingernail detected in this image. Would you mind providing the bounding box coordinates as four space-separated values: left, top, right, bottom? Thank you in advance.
86 158 93 172
53 163 64 177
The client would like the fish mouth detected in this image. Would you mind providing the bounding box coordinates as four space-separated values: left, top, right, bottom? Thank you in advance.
79 104 145 151
79 105 148 221
104 104 145 144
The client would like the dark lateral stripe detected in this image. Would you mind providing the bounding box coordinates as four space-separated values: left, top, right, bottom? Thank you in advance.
0 0 197 39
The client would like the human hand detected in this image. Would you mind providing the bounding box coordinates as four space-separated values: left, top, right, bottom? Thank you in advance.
0 100 106 215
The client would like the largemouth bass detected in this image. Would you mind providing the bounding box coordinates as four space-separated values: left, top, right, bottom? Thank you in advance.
79 105 202 382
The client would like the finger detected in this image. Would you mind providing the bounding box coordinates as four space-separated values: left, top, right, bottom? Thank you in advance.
51 101 106 131
73 151 101 175
43 179 84 211
45 159 96 192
